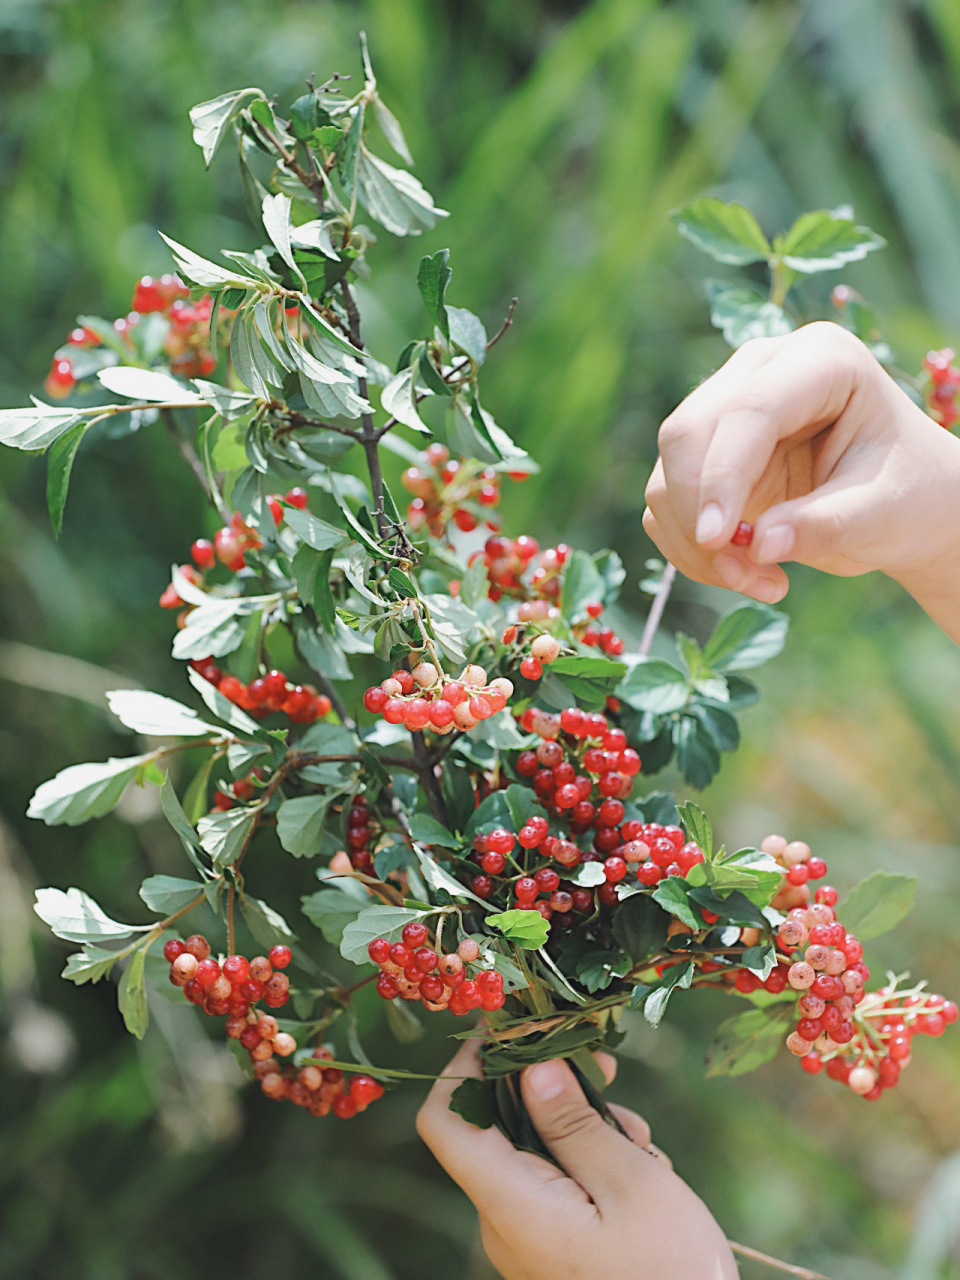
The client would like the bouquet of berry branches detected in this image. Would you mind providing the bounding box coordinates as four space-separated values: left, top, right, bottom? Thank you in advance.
4 40 954 1142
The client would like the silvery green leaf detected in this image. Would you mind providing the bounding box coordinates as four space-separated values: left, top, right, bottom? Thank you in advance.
28 754 156 826
355 145 449 237
97 367 203 404
106 689 222 739
159 233 258 290
186 666 262 736
381 365 429 432
197 805 258 866
261 192 306 287
172 599 249 661
189 88 263 166
0 402 86 451
35 886 139 943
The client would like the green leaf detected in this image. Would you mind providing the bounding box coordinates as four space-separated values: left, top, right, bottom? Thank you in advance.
704 282 794 348
62 944 124 985
641 960 694 1028
741 945 778 979
487 909 550 950
159 233 258 291
276 794 335 858
840 871 916 941
118 946 149 1039
652 877 700 930
673 717 721 789
261 192 306 288
676 802 713 858
576 949 631 994
340 904 431 965
617 659 689 714
672 197 771 266
0 403 86 452
300 886 366 945
284 506 347 550
572 861 608 888
196 806 258 867
35 887 138 944
189 87 263 166
381 363 430 433
354 145 449 237
448 1077 495 1128
27 753 156 826
418 249 452 337
446 306 487 365
373 95 413 166
186 666 262 735
139 875 203 914
701 602 788 673
173 600 250 663
106 689 222 738
97 366 204 404
561 549 605 619
408 814 459 847
46 421 86 536
778 209 886 273
705 1007 790 1077
687 887 769 929
689 701 740 753
387 566 417 597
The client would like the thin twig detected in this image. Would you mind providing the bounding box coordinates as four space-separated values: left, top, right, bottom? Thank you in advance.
226 883 236 956
487 297 518 350
638 562 677 658
729 1242 833 1280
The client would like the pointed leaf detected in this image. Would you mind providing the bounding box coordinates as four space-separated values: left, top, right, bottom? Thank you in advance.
35 887 137 943
673 197 771 265
27 754 156 826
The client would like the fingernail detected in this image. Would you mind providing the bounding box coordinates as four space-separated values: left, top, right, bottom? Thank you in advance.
696 502 725 544
524 1060 567 1101
755 524 795 564
714 553 749 593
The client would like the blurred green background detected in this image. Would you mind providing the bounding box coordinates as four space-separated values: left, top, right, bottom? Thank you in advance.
3 0 960 1277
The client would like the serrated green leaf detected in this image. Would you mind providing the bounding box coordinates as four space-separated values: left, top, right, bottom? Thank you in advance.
778 209 886 273
617 659 689 714
642 960 694 1028
652 877 700 930
840 871 916 941
673 197 771 266
704 281 794 348
487 909 549 950
701 602 788 673
62 944 124 985
448 1077 495 1128
676 802 713 858
705 1006 790 1077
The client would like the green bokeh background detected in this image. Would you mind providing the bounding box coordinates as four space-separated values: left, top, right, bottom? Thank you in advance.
2 1 960 1277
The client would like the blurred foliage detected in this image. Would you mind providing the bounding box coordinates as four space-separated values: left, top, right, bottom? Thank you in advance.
2 0 960 1277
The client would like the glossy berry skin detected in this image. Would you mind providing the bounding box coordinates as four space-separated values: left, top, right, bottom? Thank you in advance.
731 521 754 547
268 945 292 970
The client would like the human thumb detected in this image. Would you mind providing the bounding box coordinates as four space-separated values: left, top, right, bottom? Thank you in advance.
750 481 877 570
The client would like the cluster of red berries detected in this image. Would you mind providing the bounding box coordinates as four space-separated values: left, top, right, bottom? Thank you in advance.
43 275 221 401
189 658 333 725
760 834 831 914
516 631 561 682
165 935 292 1017
402 442 514 536
257 1045 385 1119
368 928 506 1015
578 601 625 657
211 768 263 812
738 834 958 1100
470 535 573 605
923 348 960 430
344 796 374 874
363 661 514 734
160 490 310 608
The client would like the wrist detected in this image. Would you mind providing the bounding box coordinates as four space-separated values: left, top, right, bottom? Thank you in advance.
889 540 960 632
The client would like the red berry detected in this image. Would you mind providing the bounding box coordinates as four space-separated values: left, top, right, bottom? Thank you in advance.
222 955 249 985
471 875 494 899
163 939 185 963
520 655 542 681
268 945 292 970
515 877 538 902
377 974 399 1000
285 486 309 509
731 521 754 547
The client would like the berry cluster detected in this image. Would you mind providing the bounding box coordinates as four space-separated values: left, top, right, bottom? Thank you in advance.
518 632 561 681
363 662 514 734
402 442 511 536
344 796 374 874
578 601 625 657
368 929 506 1015
473 535 571 604
923 347 960 430
760 834 830 913
189 658 333 725
43 274 220 401
165 935 292 1017
257 1046 385 1119
212 767 264 812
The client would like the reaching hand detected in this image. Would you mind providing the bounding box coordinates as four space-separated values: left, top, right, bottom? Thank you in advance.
417 1041 738 1280
643 322 960 641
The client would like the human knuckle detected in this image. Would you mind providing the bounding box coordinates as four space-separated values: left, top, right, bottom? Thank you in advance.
657 410 692 453
547 1105 604 1146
